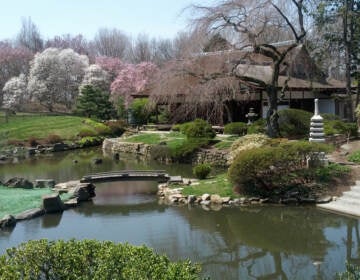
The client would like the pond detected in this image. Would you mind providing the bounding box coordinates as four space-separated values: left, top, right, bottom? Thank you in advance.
0 148 360 279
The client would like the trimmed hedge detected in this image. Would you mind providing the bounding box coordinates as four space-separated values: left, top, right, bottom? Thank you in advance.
179 119 215 139
0 239 201 280
224 122 247 135
193 163 212 179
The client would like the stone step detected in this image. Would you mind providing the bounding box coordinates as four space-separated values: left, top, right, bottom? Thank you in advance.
318 202 360 217
350 186 360 192
332 196 360 206
342 191 360 199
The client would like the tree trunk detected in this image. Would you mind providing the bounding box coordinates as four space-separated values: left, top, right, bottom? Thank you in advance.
266 85 280 138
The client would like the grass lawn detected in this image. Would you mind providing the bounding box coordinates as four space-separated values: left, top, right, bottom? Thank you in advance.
214 135 239 150
0 115 100 143
0 186 52 217
180 173 240 198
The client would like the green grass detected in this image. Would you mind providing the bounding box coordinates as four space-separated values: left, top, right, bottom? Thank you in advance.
180 173 240 198
123 132 187 149
0 115 103 143
214 135 238 150
348 150 360 163
0 186 52 217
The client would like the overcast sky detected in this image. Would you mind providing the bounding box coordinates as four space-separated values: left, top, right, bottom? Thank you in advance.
0 0 215 41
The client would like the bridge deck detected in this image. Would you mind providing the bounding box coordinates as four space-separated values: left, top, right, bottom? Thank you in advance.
80 170 171 183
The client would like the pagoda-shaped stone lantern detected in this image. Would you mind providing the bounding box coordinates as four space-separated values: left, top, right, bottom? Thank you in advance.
309 99 325 143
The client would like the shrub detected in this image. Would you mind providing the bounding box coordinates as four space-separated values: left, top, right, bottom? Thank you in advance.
150 144 172 161
193 163 212 179
94 123 112 136
315 163 350 182
45 134 62 144
180 119 215 139
0 239 201 280
224 122 247 135
228 141 331 195
171 124 181 131
348 150 360 163
130 98 151 125
171 138 209 160
324 120 357 136
278 108 312 138
105 120 127 136
78 128 97 137
28 136 39 147
77 136 103 148
247 118 266 134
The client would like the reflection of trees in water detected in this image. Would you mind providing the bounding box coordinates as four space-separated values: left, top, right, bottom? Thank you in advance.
172 206 351 279
345 219 360 266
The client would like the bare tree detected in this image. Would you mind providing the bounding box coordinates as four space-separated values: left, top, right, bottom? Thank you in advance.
92 28 130 59
16 17 43 53
128 33 153 63
45 34 90 56
154 0 307 137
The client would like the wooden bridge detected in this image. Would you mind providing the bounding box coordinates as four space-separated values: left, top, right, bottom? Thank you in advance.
80 170 173 183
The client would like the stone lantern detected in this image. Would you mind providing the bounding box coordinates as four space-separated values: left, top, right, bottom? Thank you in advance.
246 108 258 124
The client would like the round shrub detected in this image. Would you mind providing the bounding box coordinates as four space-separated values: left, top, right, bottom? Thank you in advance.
45 134 62 144
228 141 331 195
193 163 212 179
0 239 201 280
180 119 215 139
224 122 247 135
77 136 103 148
247 118 266 134
324 120 357 136
278 108 312 138
105 120 127 136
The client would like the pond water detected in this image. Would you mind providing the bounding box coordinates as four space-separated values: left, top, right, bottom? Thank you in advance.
1 148 360 279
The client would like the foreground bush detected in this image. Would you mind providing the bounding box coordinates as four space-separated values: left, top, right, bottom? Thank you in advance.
228 141 332 195
224 122 247 135
0 239 201 280
348 150 360 163
193 163 212 179
278 109 311 138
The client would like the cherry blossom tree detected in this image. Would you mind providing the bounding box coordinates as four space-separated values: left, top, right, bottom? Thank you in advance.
27 48 89 112
81 64 110 92
95 56 124 80
2 73 28 110
110 62 158 107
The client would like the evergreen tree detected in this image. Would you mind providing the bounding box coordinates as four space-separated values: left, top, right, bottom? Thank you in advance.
76 85 116 120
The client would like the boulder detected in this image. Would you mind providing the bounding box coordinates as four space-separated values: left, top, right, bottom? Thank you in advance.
201 193 211 201
187 195 196 204
64 198 79 209
92 158 103 164
15 208 45 220
222 197 231 204
210 194 223 204
5 177 33 189
35 179 56 188
27 147 37 155
53 143 69 152
316 196 332 204
54 180 80 192
0 154 7 161
0 215 16 229
42 193 64 213
71 183 96 202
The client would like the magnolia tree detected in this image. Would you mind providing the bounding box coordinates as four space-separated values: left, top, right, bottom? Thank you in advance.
81 64 110 92
110 62 158 107
0 44 33 105
27 48 89 111
2 73 28 110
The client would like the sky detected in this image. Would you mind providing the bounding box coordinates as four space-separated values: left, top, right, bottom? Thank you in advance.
0 0 214 41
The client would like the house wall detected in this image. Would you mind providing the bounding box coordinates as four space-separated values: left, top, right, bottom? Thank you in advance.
318 99 335 115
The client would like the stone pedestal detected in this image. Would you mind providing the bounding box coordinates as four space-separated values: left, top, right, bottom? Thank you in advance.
309 99 325 143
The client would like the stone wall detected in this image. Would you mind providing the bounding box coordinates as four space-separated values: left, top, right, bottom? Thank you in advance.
103 138 230 167
102 138 151 158
192 149 229 167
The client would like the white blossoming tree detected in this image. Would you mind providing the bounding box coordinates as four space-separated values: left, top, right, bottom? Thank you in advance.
80 64 110 92
2 73 28 111
27 48 89 112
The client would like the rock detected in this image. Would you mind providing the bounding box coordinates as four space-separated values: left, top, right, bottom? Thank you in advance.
71 183 96 202
281 198 298 204
248 197 260 202
5 177 33 189
64 198 79 209
35 179 55 188
0 154 7 161
54 180 80 192
15 208 45 220
259 198 270 204
200 200 211 206
201 193 211 201
92 158 103 164
300 197 316 203
0 215 16 228
27 147 37 155
316 196 332 204
210 194 223 204
239 197 248 204
42 193 65 213
73 159 78 164
53 143 69 152
222 197 231 204
187 195 196 204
